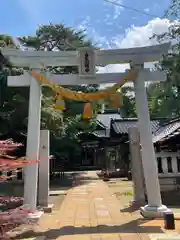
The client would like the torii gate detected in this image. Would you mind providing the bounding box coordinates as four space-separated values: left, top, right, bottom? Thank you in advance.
2 43 171 218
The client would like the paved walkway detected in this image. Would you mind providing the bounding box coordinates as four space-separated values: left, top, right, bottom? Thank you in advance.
57 171 150 240
10 171 180 239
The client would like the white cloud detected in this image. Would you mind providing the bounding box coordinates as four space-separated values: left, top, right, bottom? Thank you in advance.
98 64 129 73
77 18 113 48
98 18 172 73
77 16 91 32
115 18 171 48
91 29 112 48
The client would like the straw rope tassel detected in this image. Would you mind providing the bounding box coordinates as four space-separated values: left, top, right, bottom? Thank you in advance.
108 92 122 108
54 95 66 111
29 69 139 102
83 103 93 120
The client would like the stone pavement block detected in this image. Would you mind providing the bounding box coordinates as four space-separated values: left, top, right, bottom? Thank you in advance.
120 233 141 240
74 223 90 228
90 221 98 226
97 218 112 224
139 233 151 240
56 236 75 240
148 233 180 240
100 233 120 239
61 219 75 225
90 219 98 224
90 215 98 221
91 235 101 240
101 234 120 240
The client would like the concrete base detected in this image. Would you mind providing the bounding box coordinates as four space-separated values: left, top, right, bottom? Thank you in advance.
28 210 44 219
140 204 172 219
26 237 45 240
109 180 117 183
43 204 54 213
49 190 67 196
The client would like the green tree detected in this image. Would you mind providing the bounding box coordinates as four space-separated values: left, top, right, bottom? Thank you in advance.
18 23 99 123
148 1 180 118
120 86 136 117
165 0 180 17
0 24 99 162
18 24 99 118
0 35 27 135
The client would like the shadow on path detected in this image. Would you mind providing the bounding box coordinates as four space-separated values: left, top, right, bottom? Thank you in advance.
11 218 163 239
120 206 140 213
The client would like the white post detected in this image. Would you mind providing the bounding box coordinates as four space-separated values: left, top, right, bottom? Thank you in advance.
162 157 168 174
128 127 145 207
38 130 50 207
172 156 178 174
133 64 171 218
23 75 42 212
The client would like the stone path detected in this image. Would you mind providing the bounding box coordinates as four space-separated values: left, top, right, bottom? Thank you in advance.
10 171 180 240
56 171 149 240
40 171 157 239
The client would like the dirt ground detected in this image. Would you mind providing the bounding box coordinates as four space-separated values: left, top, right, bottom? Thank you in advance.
107 178 180 216
107 178 142 218
107 179 133 207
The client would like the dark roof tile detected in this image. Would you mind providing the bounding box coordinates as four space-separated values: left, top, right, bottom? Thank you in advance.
112 119 160 134
97 113 122 129
153 120 180 143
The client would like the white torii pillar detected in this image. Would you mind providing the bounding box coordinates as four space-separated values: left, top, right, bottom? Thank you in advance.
23 72 42 212
38 129 52 212
128 126 145 207
133 63 171 218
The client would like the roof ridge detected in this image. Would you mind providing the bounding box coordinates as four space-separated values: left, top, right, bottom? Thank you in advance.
112 117 169 122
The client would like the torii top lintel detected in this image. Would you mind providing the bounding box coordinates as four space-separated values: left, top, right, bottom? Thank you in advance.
1 43 170 68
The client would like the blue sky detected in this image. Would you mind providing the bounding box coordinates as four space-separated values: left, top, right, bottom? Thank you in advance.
1 0 171 49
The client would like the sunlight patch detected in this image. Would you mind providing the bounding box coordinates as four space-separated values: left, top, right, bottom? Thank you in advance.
149 233 180 240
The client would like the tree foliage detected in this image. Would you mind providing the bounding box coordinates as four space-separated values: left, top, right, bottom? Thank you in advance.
0 24 99 163
120 86 136 117
0 36 26 135
147 1 180 118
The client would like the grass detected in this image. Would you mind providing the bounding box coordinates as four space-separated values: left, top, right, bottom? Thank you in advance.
122 191 133 196
107 179 134 208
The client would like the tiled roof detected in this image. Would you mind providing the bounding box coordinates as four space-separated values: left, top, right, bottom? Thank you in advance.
93 130 109 138
91 112 122 138
111 117 180 143
92 113 180 142
112 118 161 134
153 120 180 143
97 113 122 129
